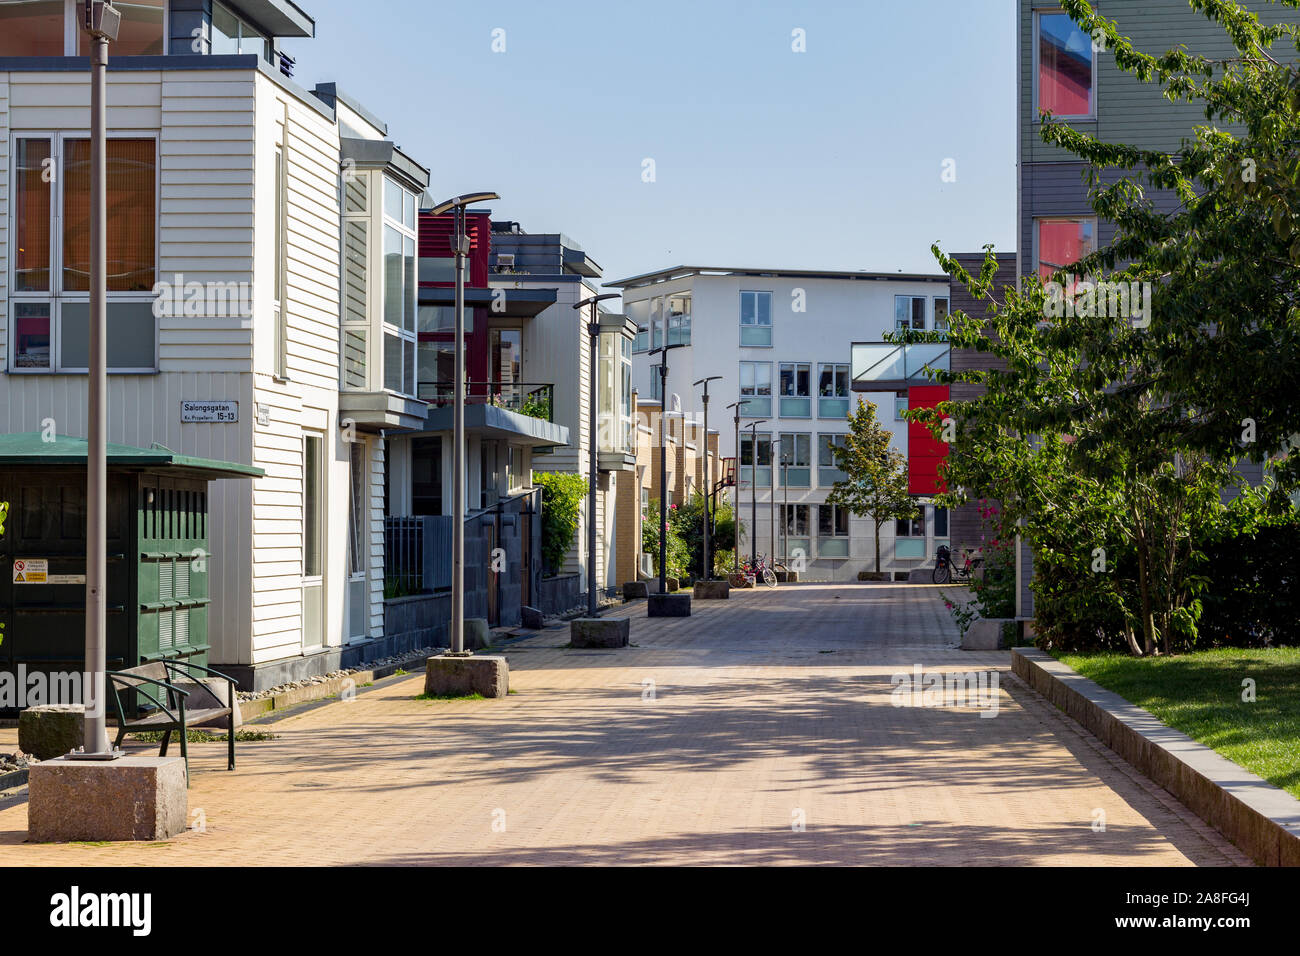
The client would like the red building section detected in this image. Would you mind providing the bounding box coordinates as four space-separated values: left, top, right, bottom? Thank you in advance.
418 209 493 386
908 385 949 495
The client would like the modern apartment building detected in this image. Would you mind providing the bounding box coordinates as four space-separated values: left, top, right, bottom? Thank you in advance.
612 266 950 581
0 0 443 688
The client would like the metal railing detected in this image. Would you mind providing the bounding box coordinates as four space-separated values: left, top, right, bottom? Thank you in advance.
384 516 453 596
417 381 555 422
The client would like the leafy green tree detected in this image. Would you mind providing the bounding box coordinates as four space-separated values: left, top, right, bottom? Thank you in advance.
673 493 736 579
534 472 587 575
1036 0 1300 485
825 398 918 572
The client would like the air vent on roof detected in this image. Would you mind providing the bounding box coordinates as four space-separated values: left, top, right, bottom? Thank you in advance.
495 254 516 273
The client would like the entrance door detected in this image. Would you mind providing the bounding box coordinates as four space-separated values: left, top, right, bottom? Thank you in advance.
345 438 368 641
301 433 325 650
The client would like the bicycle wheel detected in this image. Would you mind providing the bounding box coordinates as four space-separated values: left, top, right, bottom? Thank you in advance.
762 568 778 588
932 564 950 584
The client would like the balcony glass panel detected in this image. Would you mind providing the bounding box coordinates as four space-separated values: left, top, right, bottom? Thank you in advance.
740 325 772 347
780 397 811 418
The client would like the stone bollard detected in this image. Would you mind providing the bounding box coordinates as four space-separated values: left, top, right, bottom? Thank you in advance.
19 705 86 761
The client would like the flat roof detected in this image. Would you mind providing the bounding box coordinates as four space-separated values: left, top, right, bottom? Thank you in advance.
605 265 950 290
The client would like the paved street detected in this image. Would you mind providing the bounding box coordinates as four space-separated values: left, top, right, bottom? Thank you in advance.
0 584 1245 865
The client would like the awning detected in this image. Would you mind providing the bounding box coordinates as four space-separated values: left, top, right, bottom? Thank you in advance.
0 434 264 481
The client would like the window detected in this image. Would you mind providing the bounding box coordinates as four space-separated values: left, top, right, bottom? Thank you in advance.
818 363 850 418
628 298 650 352
777 432 811 487
640 486 650 515
934 297 950 334
894 295 926 332
209 0 271 60
0 1 165 57
75 0 166 56
348 439 366 575
894 396 910 421
411 437 442 516
739 431 772 488
341 175 368 389
783 503 810 536
783 504 811 564
649 369 663 402
1037 217 1097 282
667 293 691 346
818 504 850 558
778 362 811 417
739 361 772 417
1036 10 1095 119
740 290 772 346
8 135 157 372
303 435 324 577
382 177 418 396
934 506 949 539
649 297 663 351
818 433 847 486
896 513 925 538
0 1 65 56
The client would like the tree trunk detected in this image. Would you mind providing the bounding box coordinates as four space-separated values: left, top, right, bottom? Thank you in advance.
874 519 881 573
1135 538 1157 656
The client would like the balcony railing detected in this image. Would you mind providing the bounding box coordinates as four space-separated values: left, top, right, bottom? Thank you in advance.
418 381 555 423
850 342 950 391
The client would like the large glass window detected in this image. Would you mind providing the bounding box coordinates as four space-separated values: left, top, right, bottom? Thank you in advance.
381 177 418 396
739 431 771 488
739 361 772 417
896 513 925 538
817 363 850 418
783 503 811 565
209 0 271 59
740 290 772 346
779 362 811 417
303 435 324 578
818 433 847 486
0 1 65 56
9 135 157 372
934 297 950 334
1037 11 1094 118
348 440 366 576
894 295 926 332
627 298 650 352
777 432 811 487
76 0 165 56
1037 217 1097 281
667 293 691 346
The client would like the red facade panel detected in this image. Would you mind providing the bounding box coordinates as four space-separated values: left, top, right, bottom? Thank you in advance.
908 385 950 496
418 210 493 386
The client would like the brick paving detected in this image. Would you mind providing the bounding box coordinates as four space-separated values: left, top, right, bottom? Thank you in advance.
0 584 1246 866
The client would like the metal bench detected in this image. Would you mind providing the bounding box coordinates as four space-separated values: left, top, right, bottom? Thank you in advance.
108 660 239 784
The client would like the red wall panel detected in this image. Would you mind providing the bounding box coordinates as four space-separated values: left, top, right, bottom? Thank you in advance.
908 385 949 495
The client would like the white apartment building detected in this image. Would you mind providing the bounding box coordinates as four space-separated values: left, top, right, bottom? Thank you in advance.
612 266 952 581
0 0 433 688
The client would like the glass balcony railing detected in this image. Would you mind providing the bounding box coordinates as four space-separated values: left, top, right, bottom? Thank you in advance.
850 342 950 389
419 381 555 422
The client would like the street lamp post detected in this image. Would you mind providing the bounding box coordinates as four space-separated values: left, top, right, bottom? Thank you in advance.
425 192 499 655
574 293 621 617
724 400 748 574
693 376 722 580
746 420 767 571
770 437 781 571
648 341 685 594
76 0 121 760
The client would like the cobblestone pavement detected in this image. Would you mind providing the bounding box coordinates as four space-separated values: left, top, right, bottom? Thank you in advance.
0 584 1247 866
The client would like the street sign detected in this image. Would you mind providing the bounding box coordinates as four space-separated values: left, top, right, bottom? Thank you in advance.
13 558 48 584
181 400 238 423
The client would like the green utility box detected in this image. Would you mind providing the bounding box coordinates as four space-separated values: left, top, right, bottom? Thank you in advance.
0 434 262 714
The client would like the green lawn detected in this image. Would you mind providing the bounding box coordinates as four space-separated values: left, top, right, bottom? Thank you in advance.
1058 648 1300 800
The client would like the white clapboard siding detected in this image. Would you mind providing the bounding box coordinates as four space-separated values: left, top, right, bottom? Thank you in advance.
0 74 9 360
368 438 385 635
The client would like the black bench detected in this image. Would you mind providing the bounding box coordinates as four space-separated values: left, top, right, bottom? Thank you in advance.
108 660 239 784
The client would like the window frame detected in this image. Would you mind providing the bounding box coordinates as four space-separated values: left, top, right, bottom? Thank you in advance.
739 360 772 417
1034 215 1098 282
739 430 772 488
1032 8 1098 122
777 431 811 487
817 362 850 418
7 130 160 374
894 295 927 332
381 175 418 397
739 289 773 347
0 1 170 58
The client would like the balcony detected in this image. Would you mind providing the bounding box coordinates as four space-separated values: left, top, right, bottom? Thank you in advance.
850 342 950 392
419 381 555 423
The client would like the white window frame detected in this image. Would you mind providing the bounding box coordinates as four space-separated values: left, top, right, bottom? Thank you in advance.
7 130 160 374
48 0 170 57
1033 215 1098 281
739 360 772 417
1032 9 1098 122
894 395 910 421
381 175 418 397
894 295 927 332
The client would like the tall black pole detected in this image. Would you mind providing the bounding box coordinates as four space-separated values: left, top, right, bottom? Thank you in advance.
658 361 669 593
587 310 599 617
451 204 466 654
701 390 709 580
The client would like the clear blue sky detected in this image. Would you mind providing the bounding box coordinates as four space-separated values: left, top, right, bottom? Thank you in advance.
287 0 1016 286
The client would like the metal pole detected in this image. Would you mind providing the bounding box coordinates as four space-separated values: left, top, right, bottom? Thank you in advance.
770 439 777 569
587 310 598 617
750 425 758 570
658 361 668 593
451 205 466 654
733 408 740 573
783 459 790 565
701 391 709 580
84 32 110 755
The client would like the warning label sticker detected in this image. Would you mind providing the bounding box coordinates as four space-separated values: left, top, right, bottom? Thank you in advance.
12 559 48 584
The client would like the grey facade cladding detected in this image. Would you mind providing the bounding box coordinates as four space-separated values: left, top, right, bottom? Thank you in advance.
1019 0 1300 278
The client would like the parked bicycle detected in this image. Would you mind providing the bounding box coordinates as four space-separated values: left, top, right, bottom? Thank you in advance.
741 553 779 588
932 544 983 585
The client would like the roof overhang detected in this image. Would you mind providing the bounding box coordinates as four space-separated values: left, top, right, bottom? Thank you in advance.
228 0 315 37
429 285 559 317
415 404 569 449
605 265 951 290
339 391 430 434
339 138 430 193
0 434 263 481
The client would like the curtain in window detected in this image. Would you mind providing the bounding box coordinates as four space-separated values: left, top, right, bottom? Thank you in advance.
63 138 156 292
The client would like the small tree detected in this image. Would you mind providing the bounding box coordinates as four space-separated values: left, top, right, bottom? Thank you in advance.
826 398 918 572
534 472 587 575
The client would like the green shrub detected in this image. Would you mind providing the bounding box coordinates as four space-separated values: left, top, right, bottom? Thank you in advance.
535 471 588 575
